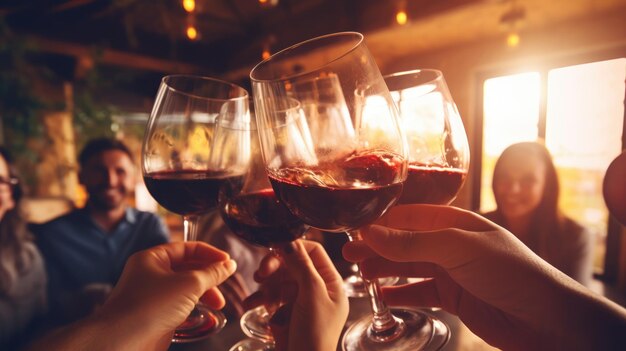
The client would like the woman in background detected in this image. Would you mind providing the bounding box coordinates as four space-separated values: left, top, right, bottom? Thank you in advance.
0 147 46 349
483 141 594 286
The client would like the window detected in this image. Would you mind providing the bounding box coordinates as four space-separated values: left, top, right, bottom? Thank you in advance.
479 58 626 274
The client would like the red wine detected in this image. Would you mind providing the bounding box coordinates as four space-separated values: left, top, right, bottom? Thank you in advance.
220 188 307 248
268 151 405 232
144 170 244 216
397 165 467 205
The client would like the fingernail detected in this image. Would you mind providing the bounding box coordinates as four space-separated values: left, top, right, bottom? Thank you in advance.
222 259 237 274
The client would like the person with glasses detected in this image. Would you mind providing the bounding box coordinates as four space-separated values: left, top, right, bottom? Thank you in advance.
0 147 47 350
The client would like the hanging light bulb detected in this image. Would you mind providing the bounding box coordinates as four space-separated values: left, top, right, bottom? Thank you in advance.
183 0 195 13
506 32 520 47
500 1 525 48
186 25 198 40
262 48 271 60
396 10 408 25
259 0 279 8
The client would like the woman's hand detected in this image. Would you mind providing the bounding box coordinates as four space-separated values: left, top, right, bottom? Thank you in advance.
246 239 348 351
343 204 626 351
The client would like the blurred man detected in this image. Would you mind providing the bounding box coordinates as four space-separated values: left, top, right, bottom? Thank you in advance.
33 138 169 326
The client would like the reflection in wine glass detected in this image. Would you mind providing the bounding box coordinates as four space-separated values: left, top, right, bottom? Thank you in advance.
290 73 399 297
142 75 249 342
252 32 446 351
385 69 470 206
219 103 309 349
384 69 470 310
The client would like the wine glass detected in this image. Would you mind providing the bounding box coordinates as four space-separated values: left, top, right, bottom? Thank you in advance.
383 68 470 337
218 107 309 349
385 69 470 207
289 73 400 298
142 74 249 343
252 32 444 351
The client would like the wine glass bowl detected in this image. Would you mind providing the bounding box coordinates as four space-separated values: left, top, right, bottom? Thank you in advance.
251 32 451 351
142 74 249 342
217 109 309 347
384 69 470 206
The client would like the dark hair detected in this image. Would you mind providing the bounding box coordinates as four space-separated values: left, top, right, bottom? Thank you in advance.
78 138 134 167
0 146 23 205
0 146 32 294
491 141 561 251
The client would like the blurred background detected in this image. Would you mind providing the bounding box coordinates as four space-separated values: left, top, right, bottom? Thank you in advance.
1 0 625 334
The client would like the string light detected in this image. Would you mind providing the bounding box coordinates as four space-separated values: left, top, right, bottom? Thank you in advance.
262 48 271 60
186 25 198 40
506 32 520 47
259 0 279 8
396 10 408 25
500 1 525 48
183 0 195 13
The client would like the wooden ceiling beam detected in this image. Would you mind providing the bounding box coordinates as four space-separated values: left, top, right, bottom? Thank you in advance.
29 36 206 74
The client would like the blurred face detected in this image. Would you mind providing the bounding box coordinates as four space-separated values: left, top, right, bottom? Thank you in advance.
493 153 546 220
0 156 16 219
80 150 135 211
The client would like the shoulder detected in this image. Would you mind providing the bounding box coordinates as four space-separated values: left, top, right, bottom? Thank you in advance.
129 208 166 225
31 210 83 237
561 217 591 239
128 208 170 237
553 217 594 252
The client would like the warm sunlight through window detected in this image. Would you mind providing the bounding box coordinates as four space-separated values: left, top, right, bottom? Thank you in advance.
481 72 541 211
546 58 626 273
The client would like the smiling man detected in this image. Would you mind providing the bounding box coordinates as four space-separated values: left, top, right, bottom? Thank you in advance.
33 138 170 327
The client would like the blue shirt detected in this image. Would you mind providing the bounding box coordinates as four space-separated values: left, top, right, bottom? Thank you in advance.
32 207 169 324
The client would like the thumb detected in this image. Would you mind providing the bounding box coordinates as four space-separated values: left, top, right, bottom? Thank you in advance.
185 259 237 293
277 241 325 295
205 259 237 287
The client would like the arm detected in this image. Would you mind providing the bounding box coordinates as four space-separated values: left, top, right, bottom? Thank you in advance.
25 242 236 351
343 205 626 351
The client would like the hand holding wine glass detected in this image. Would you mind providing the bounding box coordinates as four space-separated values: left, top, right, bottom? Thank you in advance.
246 240 349 351
142 74 249 342
217 114 309 349
251 32 444 351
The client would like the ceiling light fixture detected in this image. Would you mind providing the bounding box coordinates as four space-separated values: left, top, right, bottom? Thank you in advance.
396 10 408 25
186 25 198 40
183 0 195 13
500 1 526 48
259 0 279 8
396 0 408 25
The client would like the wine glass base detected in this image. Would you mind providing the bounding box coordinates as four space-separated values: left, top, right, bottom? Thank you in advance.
172 304 227 343
229 338 275 351
344 275 400 298
240 305 274 343
342 308 449 351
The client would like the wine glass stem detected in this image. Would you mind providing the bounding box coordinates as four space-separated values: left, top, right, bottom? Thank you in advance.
346 230 399 335
183 215 198 242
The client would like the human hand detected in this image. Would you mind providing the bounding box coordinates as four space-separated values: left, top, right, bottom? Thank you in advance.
97 242 236 349
245 240 348 351
343 204 626 351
